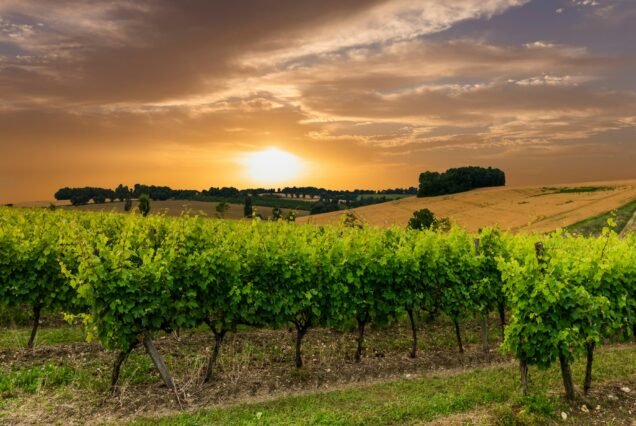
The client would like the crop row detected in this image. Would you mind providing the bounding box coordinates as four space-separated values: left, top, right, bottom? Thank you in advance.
0 208 634 400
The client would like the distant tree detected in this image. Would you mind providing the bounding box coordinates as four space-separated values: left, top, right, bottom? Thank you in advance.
310 200 340 215
70 193 90 206
407 208 451 231
138 194 151 217
417 166 505 197
105 189 117 202
93 193 106 204
207 186 240 198
54 187 74 201
124 197 132 212
115 184 130 201
408 209 436 230
55 186 110 206
285 210 297 222
47 203 57 211
243 195 253 218
215 202 230 218
132 184 173 200
271 207 283 221
341 211 364 229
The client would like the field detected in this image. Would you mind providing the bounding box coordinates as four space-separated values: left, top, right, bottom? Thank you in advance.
59 199 309 220
299 180 636 233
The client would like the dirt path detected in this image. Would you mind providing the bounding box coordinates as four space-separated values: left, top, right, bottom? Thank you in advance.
620 210 636 237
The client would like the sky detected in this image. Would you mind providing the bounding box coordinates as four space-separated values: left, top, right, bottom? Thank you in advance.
1 0 636 203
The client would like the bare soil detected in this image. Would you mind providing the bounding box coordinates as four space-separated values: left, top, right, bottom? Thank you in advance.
1 319 507 425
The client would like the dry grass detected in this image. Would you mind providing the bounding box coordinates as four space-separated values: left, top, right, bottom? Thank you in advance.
299 179 636 233
57 200 309 220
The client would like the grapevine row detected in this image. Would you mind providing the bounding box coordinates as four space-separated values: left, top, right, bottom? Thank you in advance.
0 208 634 400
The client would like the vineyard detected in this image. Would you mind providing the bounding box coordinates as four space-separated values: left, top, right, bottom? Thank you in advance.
1 207 635 422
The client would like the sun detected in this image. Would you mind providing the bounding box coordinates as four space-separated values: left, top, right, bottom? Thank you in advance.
241 147 304 183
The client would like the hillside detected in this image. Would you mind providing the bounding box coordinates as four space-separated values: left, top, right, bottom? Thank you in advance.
299 180 636 233
61 200 309 220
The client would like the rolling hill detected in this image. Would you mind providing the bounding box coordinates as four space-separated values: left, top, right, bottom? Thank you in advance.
299 180 636 233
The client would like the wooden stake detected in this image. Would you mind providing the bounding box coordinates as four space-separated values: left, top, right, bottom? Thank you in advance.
143 334 182 409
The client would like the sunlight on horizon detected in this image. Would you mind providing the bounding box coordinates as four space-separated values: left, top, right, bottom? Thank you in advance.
240 147 306 185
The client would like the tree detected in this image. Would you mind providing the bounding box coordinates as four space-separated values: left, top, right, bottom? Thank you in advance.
93 193 106 204
417 166 505 197
341 211 364 229
115 184 130 202
271 207 283 221
138 194 151 217
70 193 91 206
243 195 253 218
408 209 436 230
215 202 230 218
285 210 297 222
124 197 133 212
408 209 451 231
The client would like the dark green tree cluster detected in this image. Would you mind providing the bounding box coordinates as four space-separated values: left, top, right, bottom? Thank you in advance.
54 187 117 206
407 209 450 231
138 194 151 217
282 186 417 201
418 167 505 197
243 195 253 218
131 184 173 201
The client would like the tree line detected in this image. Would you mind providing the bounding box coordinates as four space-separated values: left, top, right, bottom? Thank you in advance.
53 184 419 212
418 166 505 197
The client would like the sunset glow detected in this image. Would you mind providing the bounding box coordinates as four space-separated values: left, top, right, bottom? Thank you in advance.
1 1 636 203
241 148 305 184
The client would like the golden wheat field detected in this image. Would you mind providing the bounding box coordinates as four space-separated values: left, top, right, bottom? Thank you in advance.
299 180 636 233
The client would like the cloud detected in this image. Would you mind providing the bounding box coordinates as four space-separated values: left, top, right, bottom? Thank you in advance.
0 0 531 108
1 0 635 202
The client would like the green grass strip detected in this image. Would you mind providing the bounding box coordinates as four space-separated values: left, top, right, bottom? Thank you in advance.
567 198 636 236
0 326 86 350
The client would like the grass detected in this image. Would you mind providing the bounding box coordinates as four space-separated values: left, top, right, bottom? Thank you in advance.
0 318 634 425
0 363 76 397
0 325 86 349
567 198 636 236
131 345 636 425
540 185 616 195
